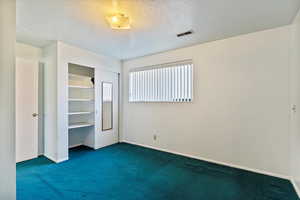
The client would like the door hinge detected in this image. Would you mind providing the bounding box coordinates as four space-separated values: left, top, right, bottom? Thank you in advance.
292 105 297 113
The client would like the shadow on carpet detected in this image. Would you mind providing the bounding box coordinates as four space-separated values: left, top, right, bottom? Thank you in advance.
17 143 299 200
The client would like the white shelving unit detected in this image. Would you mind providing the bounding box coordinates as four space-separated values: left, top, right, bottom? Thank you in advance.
69 98 94 102
68 111 93 115
68 63 95 150
69 73 91 79
68 122 94 129
68 85 94 89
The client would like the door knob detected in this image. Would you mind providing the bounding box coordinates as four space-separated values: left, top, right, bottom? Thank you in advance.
32 113 39 117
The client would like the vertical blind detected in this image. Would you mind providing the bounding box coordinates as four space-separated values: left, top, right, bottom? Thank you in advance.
129 60 193 102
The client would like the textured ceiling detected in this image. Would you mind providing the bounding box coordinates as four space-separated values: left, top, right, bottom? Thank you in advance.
17 0 300 60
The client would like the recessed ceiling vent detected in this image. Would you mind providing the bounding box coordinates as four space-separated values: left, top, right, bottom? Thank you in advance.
177 30 194 37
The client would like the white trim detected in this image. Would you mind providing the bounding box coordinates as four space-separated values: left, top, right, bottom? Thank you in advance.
94 142 119 150
44 154 69 163
69 143 83 149
122 140 290 180
55 157 69 163
16 155 38 163
44 154 56 163
291 179 300 198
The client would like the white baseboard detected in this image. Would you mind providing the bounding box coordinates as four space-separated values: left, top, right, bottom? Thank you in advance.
94 142 119 150
291 179 300 198
55 157 68 163
44 153 68 163
122 140 290 180
69 143 83 149
16 155 38 163
44 154 56 163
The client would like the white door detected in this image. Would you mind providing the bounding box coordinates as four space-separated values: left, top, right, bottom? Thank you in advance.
16 58 39 162
95 69 119 148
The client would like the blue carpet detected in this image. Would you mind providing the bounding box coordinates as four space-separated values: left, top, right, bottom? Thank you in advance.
17 143 299 200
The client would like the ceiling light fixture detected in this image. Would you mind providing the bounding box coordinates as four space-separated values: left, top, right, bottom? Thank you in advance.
107 13 131 29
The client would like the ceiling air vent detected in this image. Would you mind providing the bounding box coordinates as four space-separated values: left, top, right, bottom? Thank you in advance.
177 30 194 37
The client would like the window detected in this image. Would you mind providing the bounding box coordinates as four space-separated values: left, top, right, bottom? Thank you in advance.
129 60 193 102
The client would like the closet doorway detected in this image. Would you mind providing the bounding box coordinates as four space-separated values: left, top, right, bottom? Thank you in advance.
67 63 119 151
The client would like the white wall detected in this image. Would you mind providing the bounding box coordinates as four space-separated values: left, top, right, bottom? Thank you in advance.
42 43 58 161
57 41 121 161
43 41 121 162
290 9 300 193
16 42 42 60
0 0 16 199
16 42 44 155
122 26 292 177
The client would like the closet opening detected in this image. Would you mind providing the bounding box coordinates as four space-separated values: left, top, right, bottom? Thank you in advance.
68 63 95 150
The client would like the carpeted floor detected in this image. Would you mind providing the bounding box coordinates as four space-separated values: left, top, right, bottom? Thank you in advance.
17 143 299 200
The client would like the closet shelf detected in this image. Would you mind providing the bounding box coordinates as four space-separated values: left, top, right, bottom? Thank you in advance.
68 122 94 129
69 73 92 79
68 85 94 89
68 111 93 115
69 98 94 102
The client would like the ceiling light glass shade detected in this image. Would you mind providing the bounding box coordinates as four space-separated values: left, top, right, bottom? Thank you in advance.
106 13 131 29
